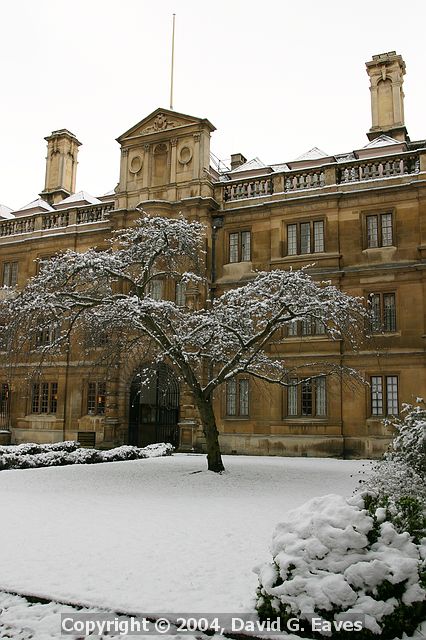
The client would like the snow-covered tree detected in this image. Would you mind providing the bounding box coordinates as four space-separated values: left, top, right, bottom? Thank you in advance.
2 213 369 472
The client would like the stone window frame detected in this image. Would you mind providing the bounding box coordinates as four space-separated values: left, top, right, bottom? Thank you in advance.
227 229 251 264
284 218 326 256
30 381 58 415
369 374 399 417
362 209 396 250
284 376 327 418
2 261 18 287
367 290 397 334
224 376 250 418
86 380 107 416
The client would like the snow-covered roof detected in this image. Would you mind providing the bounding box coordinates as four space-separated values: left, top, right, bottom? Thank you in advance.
271 163 290 172
219 135 414 181
0 204 14 219
335 152 357 163
230 157 267 173
101 189 115 197
293 147 329 161
15 198 54 213
57 191 101 206
363 134 401 149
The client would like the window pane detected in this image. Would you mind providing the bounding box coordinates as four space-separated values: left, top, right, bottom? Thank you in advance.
383 293 396 332
370 294 381 332
50 382 58 414
226 379 237 415
316 377 326 416
381 213 393 247
287 380 298 416
10 262 18 286
175 282 186 307
301 380 312 415
241 232 251 261
367 216 379 248
287 225 297 256
229 233 239 263
149 279 163 300
301 318 312 335
2 263 10 287
315 318 326 335
239 379 249 416
313 221 324 252
87 382 96 414
371 376 383 416
97 382 106 415
32 383 40 414
40 382 49 413
300 223 311 254
287 321 298 336
386 376 398 415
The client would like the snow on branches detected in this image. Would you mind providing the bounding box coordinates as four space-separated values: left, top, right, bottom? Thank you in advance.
1 213 370 471
2 214 369 394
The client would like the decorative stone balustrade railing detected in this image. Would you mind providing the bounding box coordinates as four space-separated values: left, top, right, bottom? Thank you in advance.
76 203 114 224
42 211 70 229
0 203 114 238
0 217 35 237
221 151 422 202
284 170 325 192
223 178 273 201
337 154 420 184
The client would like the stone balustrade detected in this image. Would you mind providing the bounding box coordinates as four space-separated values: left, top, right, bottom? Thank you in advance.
42 211 70 229
284 169 325 192
223 178 273 201
0 203 114 238
76 203 114 224
337 154 420 184
221 151 422 202
0 217 35 237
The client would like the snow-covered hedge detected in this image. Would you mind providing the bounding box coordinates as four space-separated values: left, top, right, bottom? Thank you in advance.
0 442 173 470
255 494 426 639
0 440 79 456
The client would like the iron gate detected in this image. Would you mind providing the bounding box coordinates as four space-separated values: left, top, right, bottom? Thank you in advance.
0 384 10 429
128 364 179 448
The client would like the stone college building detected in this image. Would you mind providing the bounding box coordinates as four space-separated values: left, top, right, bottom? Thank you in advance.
0 51 425 458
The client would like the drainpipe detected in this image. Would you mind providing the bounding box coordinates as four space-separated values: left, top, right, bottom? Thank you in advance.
62 228 78 442
210 215 224 301
62 336 71 442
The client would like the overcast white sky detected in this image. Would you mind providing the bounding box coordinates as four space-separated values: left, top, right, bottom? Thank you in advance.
1 0 425 210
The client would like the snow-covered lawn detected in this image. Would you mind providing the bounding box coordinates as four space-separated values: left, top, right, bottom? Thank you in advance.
0 453 365 615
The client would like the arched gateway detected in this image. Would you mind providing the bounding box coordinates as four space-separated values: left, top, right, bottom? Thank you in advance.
128 364 179 448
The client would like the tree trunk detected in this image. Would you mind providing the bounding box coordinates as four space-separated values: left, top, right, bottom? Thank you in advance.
196 394 225 473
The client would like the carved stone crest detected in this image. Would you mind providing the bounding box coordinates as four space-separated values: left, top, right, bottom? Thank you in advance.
142 113 177 134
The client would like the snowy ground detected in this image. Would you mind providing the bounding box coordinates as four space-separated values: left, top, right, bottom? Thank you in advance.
0 453 423 639
0 454 367 615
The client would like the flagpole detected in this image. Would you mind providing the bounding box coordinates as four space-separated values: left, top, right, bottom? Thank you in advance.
170 13 176 110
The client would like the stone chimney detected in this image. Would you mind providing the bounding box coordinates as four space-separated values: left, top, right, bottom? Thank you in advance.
366 51 409 142
39 129 82 205
230 153 247 171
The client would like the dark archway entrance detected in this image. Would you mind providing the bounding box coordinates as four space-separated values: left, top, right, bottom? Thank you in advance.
128 364 179 448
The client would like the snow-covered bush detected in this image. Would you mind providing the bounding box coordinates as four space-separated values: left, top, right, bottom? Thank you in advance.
255 494 426 639
0 442 173 470
384 401 426 476
0 440 79 456
357 401 426 543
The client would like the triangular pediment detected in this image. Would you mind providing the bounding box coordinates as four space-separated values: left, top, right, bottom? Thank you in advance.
117 107 215 142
